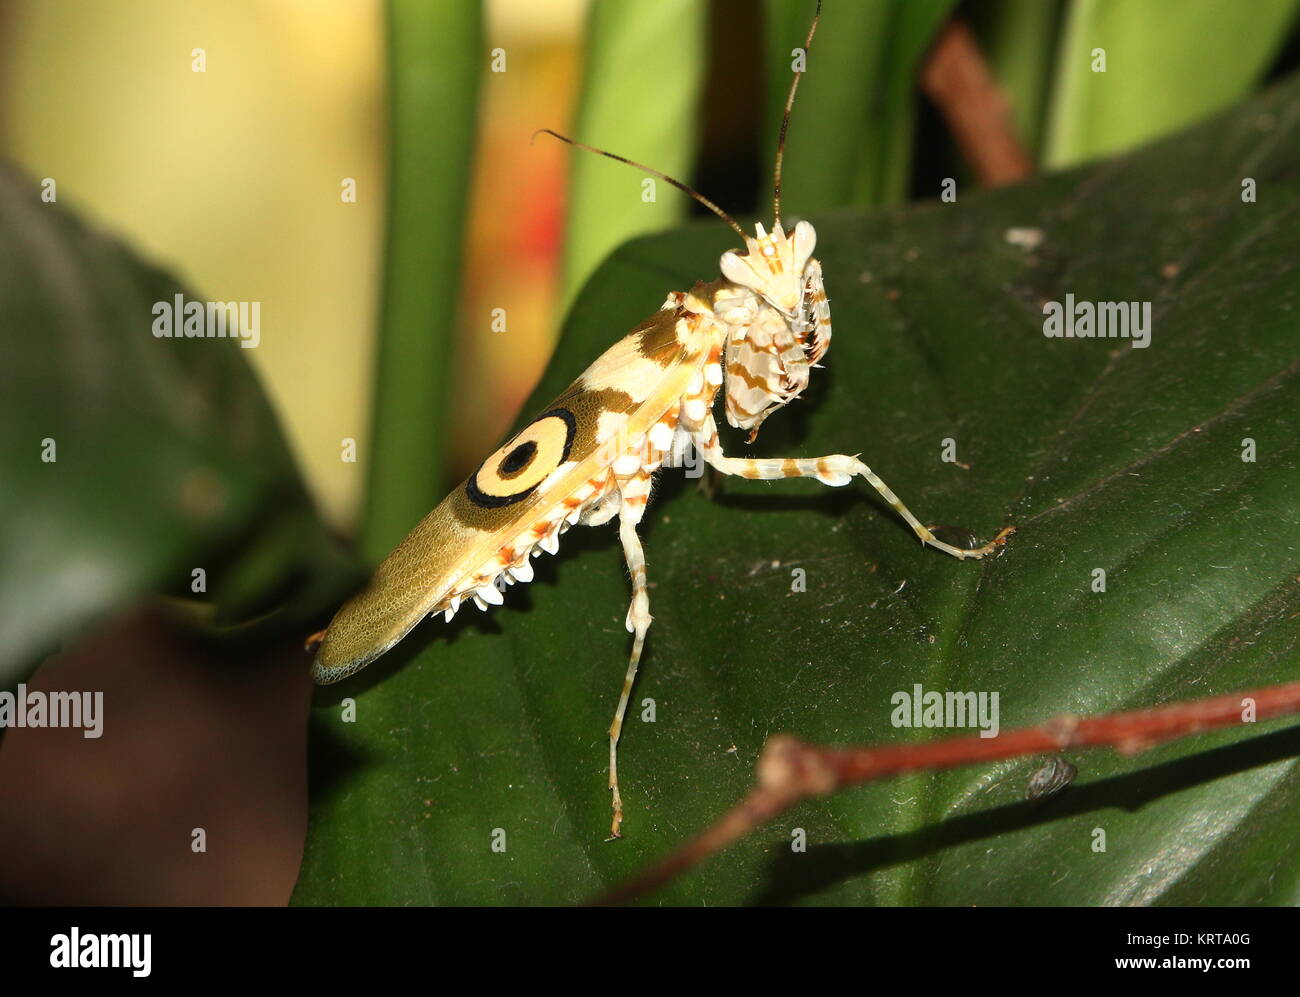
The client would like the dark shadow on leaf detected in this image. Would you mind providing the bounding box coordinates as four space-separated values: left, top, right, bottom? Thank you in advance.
749 725 1300 905
305 711 369 805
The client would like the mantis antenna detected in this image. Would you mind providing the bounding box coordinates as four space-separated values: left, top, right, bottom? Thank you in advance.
533 128 748 241
772 0 822 229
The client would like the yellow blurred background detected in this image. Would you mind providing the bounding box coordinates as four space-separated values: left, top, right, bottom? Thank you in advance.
0 0 586 530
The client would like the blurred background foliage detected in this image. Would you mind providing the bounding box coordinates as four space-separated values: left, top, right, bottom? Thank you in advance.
4 0 1295 545
1 0 1298 903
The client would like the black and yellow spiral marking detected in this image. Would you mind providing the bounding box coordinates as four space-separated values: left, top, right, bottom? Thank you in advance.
466 407 577 508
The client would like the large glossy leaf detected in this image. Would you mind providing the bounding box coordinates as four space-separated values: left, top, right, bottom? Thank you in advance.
295 75 1300 906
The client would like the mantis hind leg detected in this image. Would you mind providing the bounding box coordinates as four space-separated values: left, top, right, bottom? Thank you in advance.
608 505 651 839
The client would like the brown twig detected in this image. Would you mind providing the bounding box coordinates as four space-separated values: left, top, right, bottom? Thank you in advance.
920 18 1034 187
596 679 1300 905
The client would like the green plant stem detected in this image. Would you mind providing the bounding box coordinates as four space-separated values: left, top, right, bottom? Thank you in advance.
361 0 483 561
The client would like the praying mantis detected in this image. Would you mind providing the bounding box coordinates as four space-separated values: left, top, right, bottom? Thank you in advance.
307 0 1013 838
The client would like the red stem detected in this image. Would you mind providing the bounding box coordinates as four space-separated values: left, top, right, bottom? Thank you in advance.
598 679 1300 905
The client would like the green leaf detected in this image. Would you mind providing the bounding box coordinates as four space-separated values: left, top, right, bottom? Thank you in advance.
850 0 955 207
972 0 1063 155
295 75 1300 906
764 0 954 211
0 164 352 688
559 0 707 317
762 0 896 212
1044 0 1300 168
362 0 484 559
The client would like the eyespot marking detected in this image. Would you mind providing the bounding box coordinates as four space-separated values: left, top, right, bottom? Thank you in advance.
499 440 537 478
466 407 576 508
